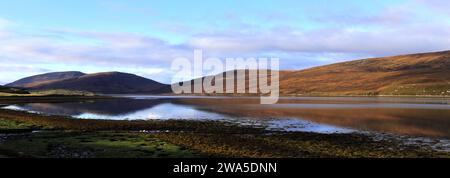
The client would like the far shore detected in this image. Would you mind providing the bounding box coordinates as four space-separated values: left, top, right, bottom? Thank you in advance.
2 87 450 99
0 95 116 105
1 93 449 106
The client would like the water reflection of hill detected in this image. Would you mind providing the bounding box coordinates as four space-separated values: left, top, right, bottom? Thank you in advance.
20 99 171 116
174 98 450 138
10 97 450 138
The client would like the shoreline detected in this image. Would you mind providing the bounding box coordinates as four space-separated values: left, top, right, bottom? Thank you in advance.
0 95 117 105
2 93 450 98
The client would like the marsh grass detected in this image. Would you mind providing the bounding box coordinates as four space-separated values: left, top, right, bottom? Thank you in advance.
0 89 95 97
0 132 198 158
0 109 265 133
154 132 450 158
0 118 35 130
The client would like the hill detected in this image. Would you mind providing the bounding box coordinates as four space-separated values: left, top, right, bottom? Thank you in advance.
7 50 450 96
279 50 450 96
0 86 30 94
182 50 450 96
6 71 86 88
30 72 171 94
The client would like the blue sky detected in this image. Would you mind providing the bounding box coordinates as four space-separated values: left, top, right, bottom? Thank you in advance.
1 0 450 84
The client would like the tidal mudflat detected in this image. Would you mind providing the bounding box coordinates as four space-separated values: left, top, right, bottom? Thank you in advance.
0 96 449 158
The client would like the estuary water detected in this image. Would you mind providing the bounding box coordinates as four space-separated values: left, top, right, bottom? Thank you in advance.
2 95 450 140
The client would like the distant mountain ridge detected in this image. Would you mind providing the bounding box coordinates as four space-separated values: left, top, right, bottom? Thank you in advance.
8 71 171 94
6 50 450 96
6 71 86 88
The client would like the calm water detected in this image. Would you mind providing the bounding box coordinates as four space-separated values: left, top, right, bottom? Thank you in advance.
2 96 450 139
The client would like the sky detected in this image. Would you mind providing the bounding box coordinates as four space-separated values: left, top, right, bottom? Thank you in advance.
1 0 450 84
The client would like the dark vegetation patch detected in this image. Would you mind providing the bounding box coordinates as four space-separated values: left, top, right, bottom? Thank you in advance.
154 132 449 158
0 86 29 94
0 132 198 158
0 96 113 104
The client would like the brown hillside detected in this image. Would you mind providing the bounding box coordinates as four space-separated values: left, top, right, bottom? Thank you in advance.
181 50 450 96
280 50 450 96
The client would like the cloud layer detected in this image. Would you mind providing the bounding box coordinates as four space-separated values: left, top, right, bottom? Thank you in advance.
0 0 450 84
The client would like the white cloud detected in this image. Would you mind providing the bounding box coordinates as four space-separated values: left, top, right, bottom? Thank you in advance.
0 18 12 38
0 29 191 66
0 31 7 38
0 18 12 28
187 23 450 56
0 64 52 85
0 26 190 84
1 0 450 84
415 0 450 16
185 0 450 56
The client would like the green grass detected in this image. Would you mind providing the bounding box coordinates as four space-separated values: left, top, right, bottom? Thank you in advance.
30 89 95 96
381 83 450 96
4 130 445 158
0 109 265 132
0 118 35 130
0 89 95 97
0 132 198 158
0 92 30 97
0 86 29 95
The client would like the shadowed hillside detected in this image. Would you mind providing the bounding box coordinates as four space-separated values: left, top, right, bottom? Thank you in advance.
30 72 171 94
6 71 86 88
